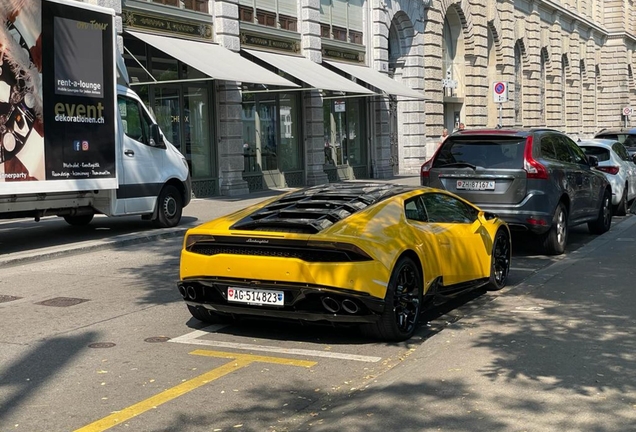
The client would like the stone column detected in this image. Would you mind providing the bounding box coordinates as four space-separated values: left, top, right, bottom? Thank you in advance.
215 0 249 195
300 0 329 186
422 4 444 159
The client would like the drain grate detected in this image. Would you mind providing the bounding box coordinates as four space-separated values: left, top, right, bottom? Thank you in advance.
88 342 116 349
144 336 171 343
0 295 22 304
35 297 89 307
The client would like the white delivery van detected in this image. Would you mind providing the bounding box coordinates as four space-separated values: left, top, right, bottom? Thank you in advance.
0 0 191 228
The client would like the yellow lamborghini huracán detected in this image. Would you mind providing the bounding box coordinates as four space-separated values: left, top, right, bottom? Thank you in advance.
178 183 511 341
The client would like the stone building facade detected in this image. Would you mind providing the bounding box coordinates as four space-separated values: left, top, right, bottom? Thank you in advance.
84 0 636 196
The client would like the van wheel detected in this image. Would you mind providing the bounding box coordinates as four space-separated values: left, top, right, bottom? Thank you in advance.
540 202 568 255
152 185 182 228
63 214 94 226
588 189 612 234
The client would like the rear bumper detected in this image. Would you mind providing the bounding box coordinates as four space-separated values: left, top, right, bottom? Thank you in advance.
178 278 385 324
472 192 555 234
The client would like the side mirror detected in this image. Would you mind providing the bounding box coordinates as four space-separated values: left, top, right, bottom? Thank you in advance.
149 124 164 148
587 154 599 168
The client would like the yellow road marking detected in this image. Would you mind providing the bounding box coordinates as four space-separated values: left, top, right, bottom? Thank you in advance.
75 350 316 432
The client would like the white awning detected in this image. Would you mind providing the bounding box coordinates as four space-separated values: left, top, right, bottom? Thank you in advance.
127 31 298 87
324 60 426 99
243 49 375 95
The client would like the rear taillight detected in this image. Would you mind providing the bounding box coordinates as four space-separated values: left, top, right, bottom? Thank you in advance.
420 159 433 178
596 166 620 175
523 136 549 179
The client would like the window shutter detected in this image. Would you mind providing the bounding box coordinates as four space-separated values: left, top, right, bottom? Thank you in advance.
348 0 363 31
320 0 332 24
278 0 297 17
258 0 277 13
332 0 347 28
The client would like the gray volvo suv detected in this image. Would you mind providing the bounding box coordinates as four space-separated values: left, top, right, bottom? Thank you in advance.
421 128 612 255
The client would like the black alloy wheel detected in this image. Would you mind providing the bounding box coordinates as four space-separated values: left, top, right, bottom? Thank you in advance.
486 229 511 291
362 256 422 341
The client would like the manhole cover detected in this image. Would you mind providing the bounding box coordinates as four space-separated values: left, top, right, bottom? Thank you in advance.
144 336 170 343
0 295 21 304
35 297 89 307
88 342 116 349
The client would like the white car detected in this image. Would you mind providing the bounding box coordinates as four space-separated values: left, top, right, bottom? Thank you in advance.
578 139 636 215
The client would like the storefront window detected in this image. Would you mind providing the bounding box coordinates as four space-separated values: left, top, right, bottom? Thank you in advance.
323 98 365 166
279 93 301 171
150 47 178 81
186 86 212 177
241 92 302 173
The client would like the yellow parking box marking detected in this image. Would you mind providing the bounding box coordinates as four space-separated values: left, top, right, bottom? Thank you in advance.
190 349 317 367
74 350 316 432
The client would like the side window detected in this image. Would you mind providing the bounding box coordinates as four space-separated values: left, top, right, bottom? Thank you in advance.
623 135 636 147
420 193 478 224
540 135 557 160
118 96 151 145
552 136 575 163
564 136 588 165
613 143 631 161
404 197 427 222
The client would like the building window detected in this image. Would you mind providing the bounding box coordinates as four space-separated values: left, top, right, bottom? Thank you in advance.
540 48 548 126
239 0 298 32
562 54 568 127
151 0 208 13
320 0 364 45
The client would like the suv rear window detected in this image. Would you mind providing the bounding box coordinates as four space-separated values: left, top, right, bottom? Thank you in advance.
432 137 526 169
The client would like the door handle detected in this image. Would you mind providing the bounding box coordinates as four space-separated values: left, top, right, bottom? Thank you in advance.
124 150 135 157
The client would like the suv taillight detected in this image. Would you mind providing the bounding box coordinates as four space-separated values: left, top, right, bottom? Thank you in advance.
420 159 433 178
523 136 549 179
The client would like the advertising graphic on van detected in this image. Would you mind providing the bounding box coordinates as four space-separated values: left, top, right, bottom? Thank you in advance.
0 0 116 188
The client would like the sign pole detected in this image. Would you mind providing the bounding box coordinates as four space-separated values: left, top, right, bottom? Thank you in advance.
498 103 503 127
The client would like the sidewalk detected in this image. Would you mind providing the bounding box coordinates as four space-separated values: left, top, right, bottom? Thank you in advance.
291 214 636 431
0 176 420 267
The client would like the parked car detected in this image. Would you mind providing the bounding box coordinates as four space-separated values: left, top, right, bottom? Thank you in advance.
178 183 511 341
577 139 636 216
421 128 612 255
594 128 636 157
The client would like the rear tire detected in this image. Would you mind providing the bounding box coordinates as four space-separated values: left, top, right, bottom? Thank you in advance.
486 229 511 291
588 189 612 234
187 305 233 324
152 185 183 228
63 214 94 226
361 256 422 341
540 202 568 255
614 185 628 217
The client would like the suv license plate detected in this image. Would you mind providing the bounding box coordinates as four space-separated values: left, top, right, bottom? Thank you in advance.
227 287 284 306
456 180 495 191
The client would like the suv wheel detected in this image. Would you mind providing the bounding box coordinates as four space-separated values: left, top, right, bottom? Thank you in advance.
588 189 612 234
540 202 568 255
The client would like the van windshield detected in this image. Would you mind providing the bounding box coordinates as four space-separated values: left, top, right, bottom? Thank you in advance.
433 137 526 169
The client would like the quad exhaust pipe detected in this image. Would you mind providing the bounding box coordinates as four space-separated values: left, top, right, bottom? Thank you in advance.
321 296 360 314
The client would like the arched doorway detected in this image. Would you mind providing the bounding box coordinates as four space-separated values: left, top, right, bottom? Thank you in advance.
442 8 465 131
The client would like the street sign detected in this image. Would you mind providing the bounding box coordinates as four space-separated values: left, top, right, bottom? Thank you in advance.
623 106 633 116
334 100 346 112
493 81 508 103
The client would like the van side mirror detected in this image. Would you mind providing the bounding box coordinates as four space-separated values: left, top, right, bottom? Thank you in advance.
587 154 599 167
149 124 164 148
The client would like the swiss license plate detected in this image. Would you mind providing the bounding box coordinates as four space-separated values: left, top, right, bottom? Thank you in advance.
456 180 495 191
227 287 284 306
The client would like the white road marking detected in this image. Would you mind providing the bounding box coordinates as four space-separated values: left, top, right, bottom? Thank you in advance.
169 326 382 363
